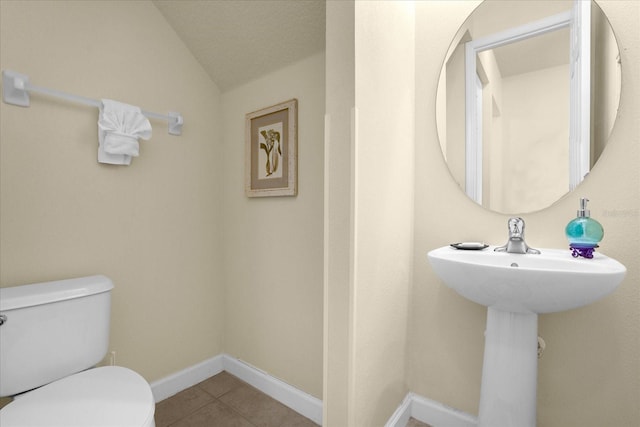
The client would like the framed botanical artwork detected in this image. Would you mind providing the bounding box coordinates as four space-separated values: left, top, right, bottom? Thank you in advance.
245 99 298 197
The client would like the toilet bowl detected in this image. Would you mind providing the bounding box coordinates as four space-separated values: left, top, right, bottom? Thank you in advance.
0 275 156 426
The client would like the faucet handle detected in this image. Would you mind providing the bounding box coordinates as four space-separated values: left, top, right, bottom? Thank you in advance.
496 217 540 254
508 217 525 238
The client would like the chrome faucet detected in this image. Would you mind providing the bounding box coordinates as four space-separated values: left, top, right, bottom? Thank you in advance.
494 217 540 254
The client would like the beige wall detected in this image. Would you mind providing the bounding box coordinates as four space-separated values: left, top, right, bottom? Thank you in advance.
324 1 414 425
3 2 637 425
220 53 325 399
412 2 639 427
323 1 355 425
0 0 325 400
0 0 324 403
0 0 224 382
326 1 637 424
352 2 415 425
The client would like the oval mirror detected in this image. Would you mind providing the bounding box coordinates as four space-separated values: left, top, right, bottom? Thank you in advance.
436 0 621 214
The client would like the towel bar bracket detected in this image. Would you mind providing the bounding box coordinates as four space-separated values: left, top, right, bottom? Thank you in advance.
1 69 183 136
2 70 30 107
167 112 183 136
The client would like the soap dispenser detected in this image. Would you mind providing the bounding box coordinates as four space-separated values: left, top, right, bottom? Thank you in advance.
565 197 604 258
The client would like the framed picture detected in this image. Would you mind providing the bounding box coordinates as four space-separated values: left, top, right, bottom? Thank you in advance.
245 99 298 197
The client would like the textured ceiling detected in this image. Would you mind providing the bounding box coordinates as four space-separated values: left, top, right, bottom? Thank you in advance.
152 0 326 92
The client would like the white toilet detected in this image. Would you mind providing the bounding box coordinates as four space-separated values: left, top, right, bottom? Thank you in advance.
0 275 155 426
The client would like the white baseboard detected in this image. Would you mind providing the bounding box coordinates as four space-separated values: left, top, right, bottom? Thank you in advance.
386 393 414 427
223 355 323 425
150 354 322 425
150 355 473 427
150 354 224 402
385 392 478 427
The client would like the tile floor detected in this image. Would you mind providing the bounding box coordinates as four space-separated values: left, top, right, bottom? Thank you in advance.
155 371 432 427
0 371 431 427
155 371 318 427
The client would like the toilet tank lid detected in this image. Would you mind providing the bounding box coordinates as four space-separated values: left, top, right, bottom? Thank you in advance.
0 275 114 311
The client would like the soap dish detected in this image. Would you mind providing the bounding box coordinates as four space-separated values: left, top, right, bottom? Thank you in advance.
450 242 489 250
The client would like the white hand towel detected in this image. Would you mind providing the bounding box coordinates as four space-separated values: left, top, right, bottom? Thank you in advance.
98 99 152 165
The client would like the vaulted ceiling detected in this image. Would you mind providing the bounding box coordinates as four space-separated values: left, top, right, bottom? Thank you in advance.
152 0 326 92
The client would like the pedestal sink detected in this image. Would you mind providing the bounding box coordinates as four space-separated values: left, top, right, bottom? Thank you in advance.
427 245 626 427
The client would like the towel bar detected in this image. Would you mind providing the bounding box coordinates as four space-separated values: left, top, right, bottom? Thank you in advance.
2 70 183 136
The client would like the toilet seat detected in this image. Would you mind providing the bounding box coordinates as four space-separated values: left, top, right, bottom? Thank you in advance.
0 366 155 427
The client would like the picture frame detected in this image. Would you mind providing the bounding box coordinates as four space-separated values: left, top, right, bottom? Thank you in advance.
245 99 298 197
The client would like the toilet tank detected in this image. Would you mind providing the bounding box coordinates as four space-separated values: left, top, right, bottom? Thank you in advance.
0 275 114 397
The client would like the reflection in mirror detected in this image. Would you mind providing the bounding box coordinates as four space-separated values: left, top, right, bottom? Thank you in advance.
436 0 621 214
488 28 570 210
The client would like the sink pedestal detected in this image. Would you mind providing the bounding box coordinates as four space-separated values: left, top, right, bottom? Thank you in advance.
478 308 538 427
428 245 626 426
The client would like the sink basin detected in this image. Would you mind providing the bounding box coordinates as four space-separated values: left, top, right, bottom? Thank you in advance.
428 245 626 314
